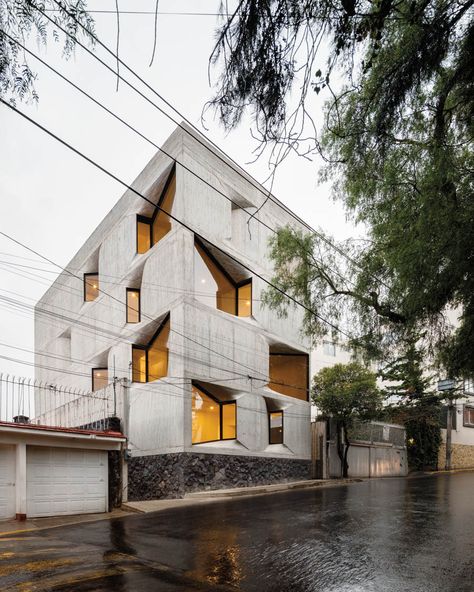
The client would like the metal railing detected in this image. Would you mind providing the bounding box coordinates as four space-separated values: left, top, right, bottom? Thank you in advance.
0 373 124 432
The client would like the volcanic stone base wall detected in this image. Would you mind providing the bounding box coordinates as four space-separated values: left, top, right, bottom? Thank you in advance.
128 452 311 500
438 443 474 469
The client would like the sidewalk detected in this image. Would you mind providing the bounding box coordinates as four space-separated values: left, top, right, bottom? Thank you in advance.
123 477 363 514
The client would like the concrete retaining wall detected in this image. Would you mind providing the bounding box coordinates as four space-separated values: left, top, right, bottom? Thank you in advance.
438 442 474 470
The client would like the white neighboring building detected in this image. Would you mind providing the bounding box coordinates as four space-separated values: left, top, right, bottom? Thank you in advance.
34 124 312 500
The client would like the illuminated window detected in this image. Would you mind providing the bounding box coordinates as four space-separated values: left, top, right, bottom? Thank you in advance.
464 406 474 428
84 273 99 302
131 316 169 383
136 168 176 254
192 384 236 444
269 411 283 444
92 368 108 391
137 217 151 254
269 351 309 401
126 288 141 323
194 240 252 317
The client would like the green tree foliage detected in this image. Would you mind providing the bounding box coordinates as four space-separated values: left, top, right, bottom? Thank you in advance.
381 338 442 469
211 0 474 379
312 362 382 477
0 0 94 103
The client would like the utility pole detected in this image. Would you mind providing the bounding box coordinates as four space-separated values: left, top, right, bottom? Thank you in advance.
438 379 456 471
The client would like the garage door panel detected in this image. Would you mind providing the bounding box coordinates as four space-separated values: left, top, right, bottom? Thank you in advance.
0 445 16 520
27 446 108 518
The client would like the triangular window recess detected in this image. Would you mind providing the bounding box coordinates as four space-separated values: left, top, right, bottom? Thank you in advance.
136 165 176 254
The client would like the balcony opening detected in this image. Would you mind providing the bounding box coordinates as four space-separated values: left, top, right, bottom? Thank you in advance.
136 166 176 254
269 347 309 401
191 383 237 444
194 239 252 317
132 315 170 383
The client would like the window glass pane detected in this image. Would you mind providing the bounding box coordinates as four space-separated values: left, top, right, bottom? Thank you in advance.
137 219 151 254
237 282 252 317
147 320 170 381
464 406 474 427
84 274 99 302
222 403 236 439
194 243 235 314
152 174 175 245
132 348 146 383
126 289 140 323
92 368 108 391
269 411 283 444
269 353 309 400
323 341 336 356
192 387 220 443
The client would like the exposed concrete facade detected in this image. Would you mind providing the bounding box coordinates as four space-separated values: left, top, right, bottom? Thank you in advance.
35 124 312 498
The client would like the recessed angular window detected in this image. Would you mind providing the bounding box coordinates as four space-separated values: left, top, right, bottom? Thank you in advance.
269 350 309 401
191 384 236 444
84 273 99 302
194 240 252 317
136 167 176 254
131 315 170 383
269 411 283 444
126 288 141 323
92 368 108 391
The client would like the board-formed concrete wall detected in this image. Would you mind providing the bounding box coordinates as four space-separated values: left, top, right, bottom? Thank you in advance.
329 443 408 478
35 124 313 496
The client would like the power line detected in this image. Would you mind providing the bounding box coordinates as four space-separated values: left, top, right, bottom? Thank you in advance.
0 98 350 341
37 1 388 289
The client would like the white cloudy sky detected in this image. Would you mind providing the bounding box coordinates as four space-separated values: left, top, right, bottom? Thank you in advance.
0 0 360 379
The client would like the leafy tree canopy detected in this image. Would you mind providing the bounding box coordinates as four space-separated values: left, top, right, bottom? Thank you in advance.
312 361 382 476
211 0 474 379
0 0 94 103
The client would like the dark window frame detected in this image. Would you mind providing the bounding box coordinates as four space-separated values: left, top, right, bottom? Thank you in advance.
131 313 170 383
269 351 310 401
191 382 237 444
136 164 176 254
83 272 99 302
463 405 474 428
92 367 108 392
268 410 284 445
126 288 141 323
195 238 253 317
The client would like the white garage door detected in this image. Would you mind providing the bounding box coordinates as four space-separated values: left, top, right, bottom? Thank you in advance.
27 446 108 518
0 445 16 520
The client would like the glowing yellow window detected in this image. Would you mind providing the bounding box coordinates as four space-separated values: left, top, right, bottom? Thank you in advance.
237 281 252 317
126 289 140 323
269 411 283 444
84 273 99 302
191 385 237 444
132 348 146 383
152 173 175 245
137 218 151 254
269 352 309 401
92 368 108 392
147 319 170 382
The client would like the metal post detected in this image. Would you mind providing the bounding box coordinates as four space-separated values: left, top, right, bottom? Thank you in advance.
445 399 453 471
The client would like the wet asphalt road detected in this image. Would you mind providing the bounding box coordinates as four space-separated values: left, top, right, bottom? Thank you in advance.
0 472 473 592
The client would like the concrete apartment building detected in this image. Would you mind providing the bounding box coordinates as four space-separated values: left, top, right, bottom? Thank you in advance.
34 124 312 499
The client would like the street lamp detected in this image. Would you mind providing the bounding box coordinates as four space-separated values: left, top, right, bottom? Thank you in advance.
437 379 455 471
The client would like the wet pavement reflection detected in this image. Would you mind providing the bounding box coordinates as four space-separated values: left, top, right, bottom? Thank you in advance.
1 472 473 591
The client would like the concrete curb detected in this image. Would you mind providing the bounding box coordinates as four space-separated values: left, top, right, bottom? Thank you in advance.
122 477 364 514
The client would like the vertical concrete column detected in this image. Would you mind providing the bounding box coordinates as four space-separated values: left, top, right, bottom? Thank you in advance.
15 443 27 520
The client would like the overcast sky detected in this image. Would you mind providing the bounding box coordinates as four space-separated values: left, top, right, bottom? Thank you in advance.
0 0 360 379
